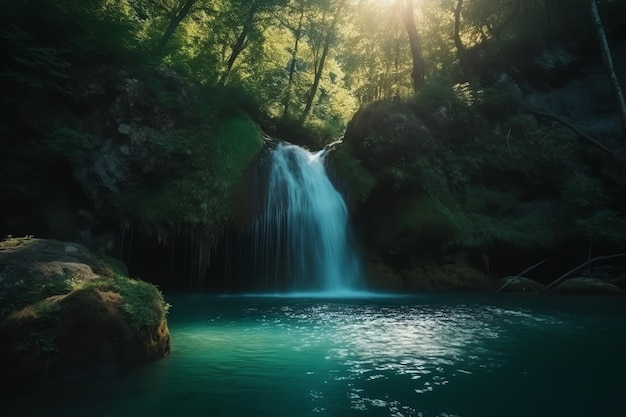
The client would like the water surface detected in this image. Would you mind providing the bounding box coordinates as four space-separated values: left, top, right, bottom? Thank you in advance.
5 293 626 417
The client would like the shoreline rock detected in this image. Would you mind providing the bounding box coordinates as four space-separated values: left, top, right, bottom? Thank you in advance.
0 237 170 384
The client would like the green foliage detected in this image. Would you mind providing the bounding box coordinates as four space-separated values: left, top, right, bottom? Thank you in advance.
576 210 626 246
0 0 146 117
16 329 59 354
1 0 142 75
331 145 376 204
0 272 71 322
562 173 609 210
0 236 74 320
406 119 584 249
562 172 626 245
0 28 71 90
476 80 525 122
348 66 626 253
78 275 168 331
191 83 263 121
366 193 454 248
43 128 93 162
442 197 563 249
115 114 263 242
95 255 130 278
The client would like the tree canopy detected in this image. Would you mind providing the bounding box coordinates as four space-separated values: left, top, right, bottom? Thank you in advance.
2 0 625 143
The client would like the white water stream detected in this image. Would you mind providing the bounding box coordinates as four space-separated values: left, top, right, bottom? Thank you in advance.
251 142 362 292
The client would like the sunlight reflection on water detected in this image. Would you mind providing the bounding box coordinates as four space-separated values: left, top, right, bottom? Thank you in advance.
5 294 626 417
166 295 626 417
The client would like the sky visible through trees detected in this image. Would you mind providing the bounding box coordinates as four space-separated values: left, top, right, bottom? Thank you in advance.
2 0 623 137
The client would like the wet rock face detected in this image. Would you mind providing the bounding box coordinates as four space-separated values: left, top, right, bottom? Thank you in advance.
0 237 170 384
68 67 188 212
0 65 193 244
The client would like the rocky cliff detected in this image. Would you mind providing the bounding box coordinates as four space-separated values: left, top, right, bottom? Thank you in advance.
331 39 626 291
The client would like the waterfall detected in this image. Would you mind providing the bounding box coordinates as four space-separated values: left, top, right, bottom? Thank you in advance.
251 142 362 292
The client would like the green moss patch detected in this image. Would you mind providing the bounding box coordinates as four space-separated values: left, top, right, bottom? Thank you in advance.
0 238 171 381
116 113 263 243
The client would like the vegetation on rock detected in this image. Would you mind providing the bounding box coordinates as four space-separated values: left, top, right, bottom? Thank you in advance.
0 237 170 382
1 0 626 290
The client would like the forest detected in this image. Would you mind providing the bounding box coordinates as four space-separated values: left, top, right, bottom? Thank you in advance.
3 2 626 412
3 1 623 138
1 0 626 291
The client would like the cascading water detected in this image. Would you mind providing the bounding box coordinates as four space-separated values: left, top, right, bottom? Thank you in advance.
251 142 362 293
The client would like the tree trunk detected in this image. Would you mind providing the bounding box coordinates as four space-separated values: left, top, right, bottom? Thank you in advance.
401 0 425 92
453 0 464 54
591 0 626 139
453 0 469 77
299 1 345 124
154 0 198 58
218 6 260 86
282 10 305 121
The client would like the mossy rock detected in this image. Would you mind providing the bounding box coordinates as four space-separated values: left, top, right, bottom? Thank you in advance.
343 101 434 174
0 237 170 383
327 144 376 207
497 276 545 292
115 113 264 244
551 277 623 294
362 257 406 291
363 192 454 252
403 263 495 291
362 254 494 292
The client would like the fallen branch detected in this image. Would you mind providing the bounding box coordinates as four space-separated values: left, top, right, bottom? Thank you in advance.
541 253 626 292
496 259 546 293
530 109 615 156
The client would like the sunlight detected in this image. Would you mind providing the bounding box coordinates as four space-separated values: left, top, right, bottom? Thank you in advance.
361 0 397 7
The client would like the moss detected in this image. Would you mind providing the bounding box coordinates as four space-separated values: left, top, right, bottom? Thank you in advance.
346 83 626 255
115 113 263 243
0 269 72 322
78 275 168 332
1 237 168 339
43 127 93 162
576 210 626 246
366 193 454 248
0 234 34 248
476 80 525 122
95 254 129 277
331 145 376 205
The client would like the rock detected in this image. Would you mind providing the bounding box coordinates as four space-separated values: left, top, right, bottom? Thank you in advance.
364 254 495 291
403 263 494 291
0 237 170 384
343 101 433 176
497 276 545 292
552 277 623 294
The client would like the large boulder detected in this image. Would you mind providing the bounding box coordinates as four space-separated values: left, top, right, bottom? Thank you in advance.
0 237 170 383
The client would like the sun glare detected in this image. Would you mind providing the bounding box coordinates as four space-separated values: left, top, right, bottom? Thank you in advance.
362 0 397 7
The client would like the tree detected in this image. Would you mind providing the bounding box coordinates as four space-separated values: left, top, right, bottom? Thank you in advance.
217 0 288 86
217 3 261 85
400 0 426 92
153 0 200 57
591 0 626 138
339 1 413 104
277 1 308 120
299 0 347 124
